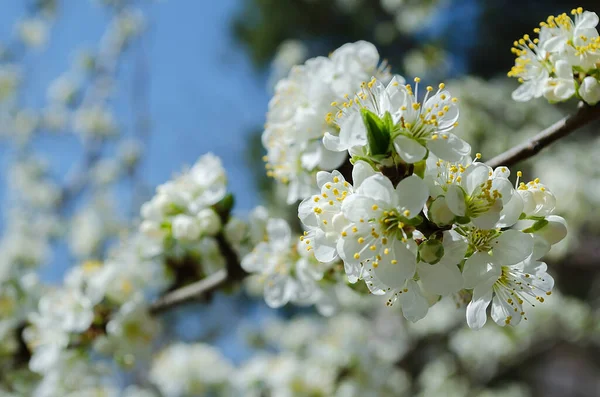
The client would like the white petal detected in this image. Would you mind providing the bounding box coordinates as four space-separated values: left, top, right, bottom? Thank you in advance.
393 134 427 163
313 229 338 263
395 175 429 217
372 240 417 288
264 274 293 308
397 280 429 322
352 160 376 187
418 262 463 296
445 184 466 216
341 194 380 222
428 196 455 226
466 285 492 329
427 133 471 162
339 111 368 149
357 174 396 204
437 230 468 266
267 218 292 248
471 206 501 230
535 215 567 245
462 252 501 289
491 295 522 327
496 192 524 228
492 230 533 266
298 197 319 227
323 132 345 152
461 163 491 195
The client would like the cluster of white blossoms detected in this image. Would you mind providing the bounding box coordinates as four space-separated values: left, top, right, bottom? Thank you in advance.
509 8 600 105
23 248 165 378
253 38 568 327
140 153 228 278
262 41 390 203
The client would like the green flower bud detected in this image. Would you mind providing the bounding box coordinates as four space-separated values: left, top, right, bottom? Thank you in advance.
419 239 445 265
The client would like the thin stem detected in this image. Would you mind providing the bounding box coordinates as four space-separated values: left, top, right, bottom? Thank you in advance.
149 268 228 314
486 102 600 168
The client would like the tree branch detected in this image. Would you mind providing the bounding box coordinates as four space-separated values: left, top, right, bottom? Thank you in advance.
149 268 228 314
486 102 600 168
148 104 600 315
149 232 248 314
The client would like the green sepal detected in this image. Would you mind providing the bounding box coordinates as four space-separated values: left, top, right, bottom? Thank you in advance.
455 215 471 225
522 219 548 233
361 108 391 156
413 159 427 179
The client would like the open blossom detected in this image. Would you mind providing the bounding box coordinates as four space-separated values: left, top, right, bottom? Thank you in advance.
508 32 551 101
324 76 470 163
466 255 554 329
541 9 600 71
263 41 390 204
150 343 233 397
337 173 428 284
426 156 522 229
241 218 330 308
510 8 600 105
298 161 375 263
139 152 228 262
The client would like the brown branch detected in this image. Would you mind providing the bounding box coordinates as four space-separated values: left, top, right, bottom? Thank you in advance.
486 102 600 169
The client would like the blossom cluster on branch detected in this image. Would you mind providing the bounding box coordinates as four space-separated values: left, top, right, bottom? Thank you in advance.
257 36 573 328
509 8 600 104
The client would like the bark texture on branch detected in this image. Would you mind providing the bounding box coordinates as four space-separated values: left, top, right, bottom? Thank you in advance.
486 102 600 168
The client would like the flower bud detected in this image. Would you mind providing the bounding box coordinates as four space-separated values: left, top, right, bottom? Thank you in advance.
428 196 455 226
579 76 600 105
171 214 200 240
419 239 445 265
534 215 567 245
197 208 221 236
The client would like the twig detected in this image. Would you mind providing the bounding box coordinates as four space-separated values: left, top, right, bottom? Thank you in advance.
486 102 600 168
149 268 228 314
149 232 248 314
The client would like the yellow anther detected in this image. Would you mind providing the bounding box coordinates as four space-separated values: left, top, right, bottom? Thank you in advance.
372 204 378 211
354 253 360 259
358 237 365 244
438 83 445 90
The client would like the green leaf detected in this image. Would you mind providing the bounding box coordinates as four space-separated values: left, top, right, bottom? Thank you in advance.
361 108 391 156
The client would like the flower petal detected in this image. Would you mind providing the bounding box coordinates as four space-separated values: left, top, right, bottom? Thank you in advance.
492 230 533 266
418 261 463 296
396 175 429 217
397 280 429 322
393 134 427 163
427 133 471 162
445 184 466 216
466 285 492 329
462 252 501 289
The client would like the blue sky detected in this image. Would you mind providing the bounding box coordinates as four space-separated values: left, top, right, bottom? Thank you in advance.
0 0 267 216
